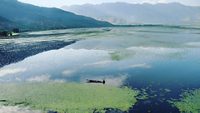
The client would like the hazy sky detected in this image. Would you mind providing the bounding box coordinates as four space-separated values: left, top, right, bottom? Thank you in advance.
18 0 200 7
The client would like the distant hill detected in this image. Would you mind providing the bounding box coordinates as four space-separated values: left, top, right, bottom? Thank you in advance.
0 16 16 31
62 2 200 25
0 0 112 31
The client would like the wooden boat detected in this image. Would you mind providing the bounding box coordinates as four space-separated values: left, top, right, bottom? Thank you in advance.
87 79 105 84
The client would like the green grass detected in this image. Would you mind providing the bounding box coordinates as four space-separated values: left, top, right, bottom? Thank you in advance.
0 82 138 113
171 89 200 113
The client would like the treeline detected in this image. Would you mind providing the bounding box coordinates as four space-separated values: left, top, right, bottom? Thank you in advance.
0 28 20 37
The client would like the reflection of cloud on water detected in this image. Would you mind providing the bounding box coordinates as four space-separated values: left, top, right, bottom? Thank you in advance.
27 74 50 82
105 75 127 87
108 46 186 62
0 48 110 82
118 63 152 71
185 42 200 47
127 46 181 54
84 60 113 66
27 74 65 83
125 46 188 60
127 63 151 69
0 68 26 77
62 70 75 77
0 106 41 113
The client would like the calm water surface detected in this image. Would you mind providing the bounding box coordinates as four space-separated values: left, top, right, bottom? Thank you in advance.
0 27 200 113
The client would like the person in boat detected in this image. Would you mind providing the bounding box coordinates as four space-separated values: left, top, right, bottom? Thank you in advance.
87 79 105 84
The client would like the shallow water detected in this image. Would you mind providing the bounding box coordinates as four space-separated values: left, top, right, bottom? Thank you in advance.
0 26 200 113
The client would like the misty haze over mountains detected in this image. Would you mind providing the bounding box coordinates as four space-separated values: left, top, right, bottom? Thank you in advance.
62 2 200 25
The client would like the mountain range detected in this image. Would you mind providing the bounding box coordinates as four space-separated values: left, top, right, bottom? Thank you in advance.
0 0 112 31
0 16 16 30
62 2 200 25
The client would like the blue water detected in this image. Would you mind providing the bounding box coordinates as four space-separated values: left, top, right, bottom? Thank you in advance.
0 26 200 112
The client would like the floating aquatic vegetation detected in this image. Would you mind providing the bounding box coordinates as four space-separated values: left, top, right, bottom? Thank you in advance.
171 89 200 113
109 50 135 61
0 83 138 113
164 89 171 93
135 88 149 100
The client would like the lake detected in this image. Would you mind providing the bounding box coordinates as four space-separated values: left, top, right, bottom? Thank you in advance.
0 26 200 113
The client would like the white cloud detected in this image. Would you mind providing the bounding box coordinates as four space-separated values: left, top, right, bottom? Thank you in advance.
0 68 27 77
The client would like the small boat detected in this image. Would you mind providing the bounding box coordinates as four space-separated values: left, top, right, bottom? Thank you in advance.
87 79 105 84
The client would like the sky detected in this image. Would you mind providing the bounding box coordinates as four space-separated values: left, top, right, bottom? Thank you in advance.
18 0 200 8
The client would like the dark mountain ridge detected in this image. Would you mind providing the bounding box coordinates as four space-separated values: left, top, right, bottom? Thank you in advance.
0 0 112 31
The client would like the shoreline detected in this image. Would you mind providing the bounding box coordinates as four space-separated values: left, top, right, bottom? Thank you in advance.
0 40 77 68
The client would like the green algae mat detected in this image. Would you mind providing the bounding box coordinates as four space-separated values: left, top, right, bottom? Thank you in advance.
0 83 138 113
171 89 200 113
